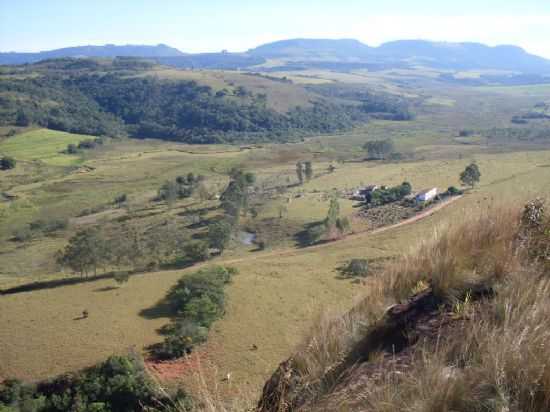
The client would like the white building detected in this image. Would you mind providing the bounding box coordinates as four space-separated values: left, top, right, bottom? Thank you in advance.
415 187 438 202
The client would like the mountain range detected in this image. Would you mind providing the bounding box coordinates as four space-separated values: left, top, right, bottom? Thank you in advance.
2 39 550 74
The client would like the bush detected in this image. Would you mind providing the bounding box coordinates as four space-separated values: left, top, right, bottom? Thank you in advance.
29 217 68 234
182 240 209 263
12 226 32 242
0 156 16 170
153 320 208 359
0 354 186 412
66 143 78 154
155 266 235 359
207 220 232 252
303 224 326 245
445 186 462 196
113 193 127 204
343 259 369 277
114 271 130 285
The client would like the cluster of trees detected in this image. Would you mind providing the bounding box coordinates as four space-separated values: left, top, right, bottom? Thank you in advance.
363 139 396 160
55 223 210 277
204 168 257 254
0 68 377 144
295 161 313 184
366 182 412 207
303 197 351 245
153 266 236 359
0 354 190 412
309 84 413 121
13 217 68 242
157 173 207 204
66 137 105 154
0 156 16 170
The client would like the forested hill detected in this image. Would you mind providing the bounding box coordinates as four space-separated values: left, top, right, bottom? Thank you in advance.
0 59 411 143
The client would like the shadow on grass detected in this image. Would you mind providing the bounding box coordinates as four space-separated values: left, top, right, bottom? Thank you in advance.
139 299 174 320
0 269 143 296
93 285 119 292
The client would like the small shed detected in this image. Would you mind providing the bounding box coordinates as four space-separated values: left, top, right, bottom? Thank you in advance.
416 187 438 202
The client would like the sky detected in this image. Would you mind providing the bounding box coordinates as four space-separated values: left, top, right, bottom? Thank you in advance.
1 0 550 58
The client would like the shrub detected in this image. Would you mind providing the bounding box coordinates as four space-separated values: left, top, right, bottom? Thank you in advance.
29 217 68 234
0 156 16 170
113 193 127 205
208 220 232 252
114 271 130 285
156 266 236 359
182 240 209 263
303 224 326 245
12 226 32 242
344 259 370 277
153 320 208 359
0 354 185 412
66 143 78 154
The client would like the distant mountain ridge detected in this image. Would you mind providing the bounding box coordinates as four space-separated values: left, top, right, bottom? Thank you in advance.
0 44 183 65
2 39 550 74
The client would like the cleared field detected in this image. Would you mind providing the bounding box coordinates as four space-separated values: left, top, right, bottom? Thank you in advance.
0 129 90 166
140 67 315 113
2 148 549 393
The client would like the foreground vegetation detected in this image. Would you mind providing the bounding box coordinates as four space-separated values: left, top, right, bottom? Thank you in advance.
258 199 550 411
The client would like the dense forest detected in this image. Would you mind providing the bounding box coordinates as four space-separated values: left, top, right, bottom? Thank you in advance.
0 59 412 143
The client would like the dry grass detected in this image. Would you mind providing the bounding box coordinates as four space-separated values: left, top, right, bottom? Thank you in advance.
276 200 550 412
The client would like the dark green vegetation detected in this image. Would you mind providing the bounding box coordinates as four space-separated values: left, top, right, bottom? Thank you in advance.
152 266 236 359
460 162 481 188
301 197 351 246
0 60 412 144
362 139 396 160
0 155 16 170
341 258 369 278
0 354 189 412
365 182 412 207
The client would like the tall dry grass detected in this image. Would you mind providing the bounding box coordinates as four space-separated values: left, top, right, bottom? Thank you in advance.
290 204 524 389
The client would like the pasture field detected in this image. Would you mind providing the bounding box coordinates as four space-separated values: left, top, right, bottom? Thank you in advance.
1 145 549 390
0 129 91 166
1 73 550 399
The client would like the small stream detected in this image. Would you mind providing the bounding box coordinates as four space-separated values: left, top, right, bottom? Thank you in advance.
237 230 256 245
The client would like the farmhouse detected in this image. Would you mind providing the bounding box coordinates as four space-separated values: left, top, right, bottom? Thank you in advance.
415 187 438 202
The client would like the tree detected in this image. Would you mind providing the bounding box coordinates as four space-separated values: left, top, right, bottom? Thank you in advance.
15 109 30 127
208 220 232 252
296 162 304 185
325 197 340 229
304 161 313 182
460 163 481 188
158 180 179 205
328 164 336 173
0 156 16 170
220 169 256 223
57 228 109 277
114 271 130 286
183 241 209 263
66 144 78 154
363 139 395 160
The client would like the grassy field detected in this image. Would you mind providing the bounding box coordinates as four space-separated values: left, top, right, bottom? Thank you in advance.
0 129 91 166
1 72 550 400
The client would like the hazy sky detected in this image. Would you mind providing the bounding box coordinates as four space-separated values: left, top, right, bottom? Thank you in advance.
1 0 550 58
